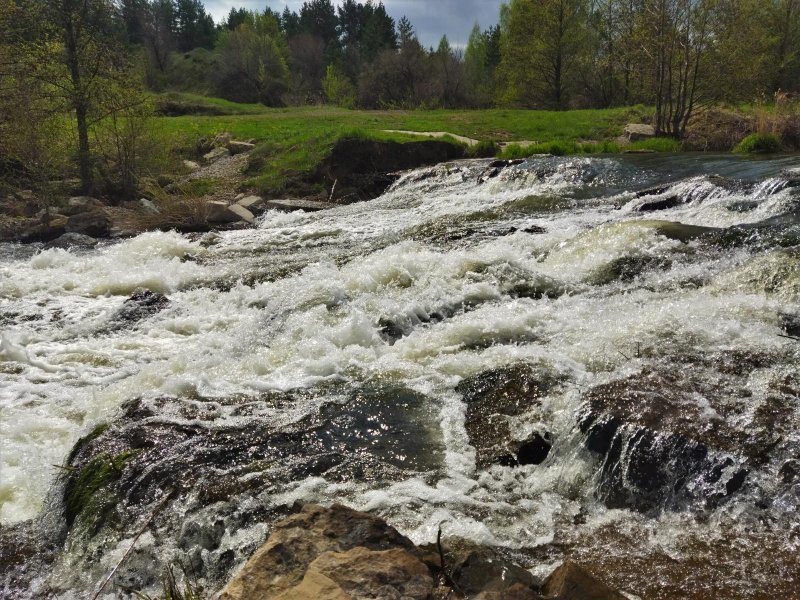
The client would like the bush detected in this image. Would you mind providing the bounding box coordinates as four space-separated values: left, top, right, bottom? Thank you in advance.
733 133 782 154
467 140 498 158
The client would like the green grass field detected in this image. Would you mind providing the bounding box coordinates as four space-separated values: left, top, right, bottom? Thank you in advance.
151 94 660 196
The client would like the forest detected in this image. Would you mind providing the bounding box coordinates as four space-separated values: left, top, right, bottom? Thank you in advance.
1 0 799 197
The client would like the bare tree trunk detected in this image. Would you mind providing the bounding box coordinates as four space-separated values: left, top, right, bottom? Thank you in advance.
64 10 93 193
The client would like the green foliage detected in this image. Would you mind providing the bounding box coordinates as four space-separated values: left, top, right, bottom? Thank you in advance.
213 15 290 106
154 92 266 116
323 64 356 108
467 140 499 158
146 104 639 196
164 49 216 94
733 133 782 154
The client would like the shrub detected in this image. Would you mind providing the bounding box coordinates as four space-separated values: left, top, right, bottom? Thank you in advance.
733 133 782 154
468 140 498 158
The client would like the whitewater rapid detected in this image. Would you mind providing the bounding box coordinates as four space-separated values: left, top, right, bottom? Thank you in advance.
1 153 798 598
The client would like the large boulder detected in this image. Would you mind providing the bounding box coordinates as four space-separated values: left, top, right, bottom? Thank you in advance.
111 289 169 326
575 352 800 512
44 232 98 250
236 195 266 214
63 196 103 216
226 203 255 224
274 547 432 600
65 210 111 237
624 123 656 141
205 201 238 224
218 504 420 600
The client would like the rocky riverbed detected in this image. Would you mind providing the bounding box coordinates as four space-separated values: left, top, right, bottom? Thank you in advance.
1 153 799 598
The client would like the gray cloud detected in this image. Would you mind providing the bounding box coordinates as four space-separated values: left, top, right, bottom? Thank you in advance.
203 0 503 48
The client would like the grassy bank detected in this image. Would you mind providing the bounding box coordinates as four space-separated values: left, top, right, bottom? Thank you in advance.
152 97 651 197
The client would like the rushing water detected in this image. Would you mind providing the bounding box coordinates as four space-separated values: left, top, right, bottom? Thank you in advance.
1 154 799 598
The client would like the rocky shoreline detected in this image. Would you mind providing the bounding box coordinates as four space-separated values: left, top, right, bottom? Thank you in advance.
217 503 631 600
0 135 468 246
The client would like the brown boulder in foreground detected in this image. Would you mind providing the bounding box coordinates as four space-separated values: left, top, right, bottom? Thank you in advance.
218 504 632 600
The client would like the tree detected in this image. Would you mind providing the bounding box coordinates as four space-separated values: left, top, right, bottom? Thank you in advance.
465 23 492 106
299 0 339 62
323 63 356 107
361 2 397 62
0 0 66 186
434 35 466 107
34 0 131 193
213 11 290 106
770 0 800 92
641 0 715 137
224 7 249 31
174 0 215 52
497 0 590 109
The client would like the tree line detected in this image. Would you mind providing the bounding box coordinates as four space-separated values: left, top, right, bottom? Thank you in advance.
118 0 800 122
1 0 799 197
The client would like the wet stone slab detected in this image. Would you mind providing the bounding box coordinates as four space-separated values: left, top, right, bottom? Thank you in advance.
29 383 445 595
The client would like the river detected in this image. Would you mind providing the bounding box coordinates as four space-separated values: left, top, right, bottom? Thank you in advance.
1 153 798 598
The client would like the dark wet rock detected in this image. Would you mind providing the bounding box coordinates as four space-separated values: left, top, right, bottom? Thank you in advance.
779 459 800 484
635 184 672 198
516 432 553 466
637 195 682 211
779 312 800 337
592 255 673 285
44 232 98 249
478 159 525 184
647 220 718 242
727 200 759 212
456 364 562 469
542 560 628 600
575 354 800 512
450 546 540 596
65 210 112 238
41 383 444 593
112 289 169 325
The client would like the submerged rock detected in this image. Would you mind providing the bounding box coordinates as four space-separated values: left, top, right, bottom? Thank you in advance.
44 232 98 249
456 364 560 469
112 288 169 325
36 383 444 593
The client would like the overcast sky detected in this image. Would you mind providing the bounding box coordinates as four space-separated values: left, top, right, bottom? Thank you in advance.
203 0 504 48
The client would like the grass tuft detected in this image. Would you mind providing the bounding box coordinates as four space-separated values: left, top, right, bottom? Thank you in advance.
733 132 782 154
63 450 138 528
